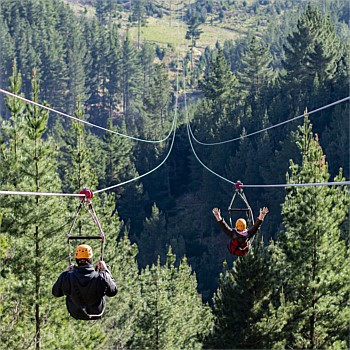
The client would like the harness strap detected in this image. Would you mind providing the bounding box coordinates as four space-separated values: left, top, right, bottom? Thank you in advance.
67 202 84 264
66 188 105 263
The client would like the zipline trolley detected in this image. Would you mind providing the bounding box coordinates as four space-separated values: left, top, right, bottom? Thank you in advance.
66 188 105 264
228 181 254 229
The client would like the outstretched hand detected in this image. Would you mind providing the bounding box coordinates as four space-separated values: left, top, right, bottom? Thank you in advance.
258 207 269 220
212 208 222 222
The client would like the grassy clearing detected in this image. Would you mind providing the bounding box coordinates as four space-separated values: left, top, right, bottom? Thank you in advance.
64 0 267 52
127 16 242 52
63 0 96 17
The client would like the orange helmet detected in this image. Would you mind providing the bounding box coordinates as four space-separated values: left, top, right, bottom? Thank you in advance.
235 218 247 231
75 244 93 259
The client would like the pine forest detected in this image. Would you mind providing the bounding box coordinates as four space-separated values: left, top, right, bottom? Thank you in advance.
0 0 349 349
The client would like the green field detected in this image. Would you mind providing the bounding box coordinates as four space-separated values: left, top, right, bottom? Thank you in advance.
64 0 267 53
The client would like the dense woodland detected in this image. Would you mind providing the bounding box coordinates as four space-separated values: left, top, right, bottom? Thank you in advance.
0 0 349 349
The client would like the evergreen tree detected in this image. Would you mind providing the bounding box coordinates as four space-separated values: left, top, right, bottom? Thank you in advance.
0 12 15 110
138 203 167 267
197 48 240 138
131 0 146 49
132 249 213 349
0 69 68 349
66 24 89 114
255 117 350 349
121 34 143 131
0 61 26 185
95 0 116 26
58 97 97 194
207 234 272 349
185 16 203 72
236 36 275 106
101 229 143 349
105 24 121 119
39 25 68 110
143 63 172 139
281 4 343 108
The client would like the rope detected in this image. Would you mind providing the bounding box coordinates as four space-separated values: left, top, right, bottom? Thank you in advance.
0 190 84 197
190 96 350 146
188 124 350 188
185 88 235 185
94 53 180 195
185 82 350 189
1 0 182 198
243 181 350 188
0 88 175 144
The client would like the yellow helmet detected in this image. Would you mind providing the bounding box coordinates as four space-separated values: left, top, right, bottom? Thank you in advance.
235 218 247 231
75 244 93 259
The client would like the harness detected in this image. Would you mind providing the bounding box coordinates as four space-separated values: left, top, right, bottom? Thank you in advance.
227 181 255 257
65 188 106 319
228 239 250 257
66 188 105 264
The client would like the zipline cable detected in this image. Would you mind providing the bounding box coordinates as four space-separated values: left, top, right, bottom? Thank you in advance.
94 44 181 194
185 84 350 188
0 88 175 144
0 190 84 197
184 79 235 185
189 95 350 146
244 181 350 188
187 114 350 187
94 113 177 194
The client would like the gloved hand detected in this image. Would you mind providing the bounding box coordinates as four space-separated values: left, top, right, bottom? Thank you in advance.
258 207 269 220
66 263 74 271
212 208 222 222
96 260 108 271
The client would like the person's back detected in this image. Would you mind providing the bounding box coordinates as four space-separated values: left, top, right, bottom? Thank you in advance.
52 244 117 320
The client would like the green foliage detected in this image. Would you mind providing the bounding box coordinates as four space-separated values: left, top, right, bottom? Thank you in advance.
236 36 276 102
132 249 213 349
260 117 350 349
281 4 344 107
208 233 275 349
0 2 349 348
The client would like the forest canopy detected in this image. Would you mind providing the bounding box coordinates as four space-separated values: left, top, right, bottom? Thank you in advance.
0 0 349 349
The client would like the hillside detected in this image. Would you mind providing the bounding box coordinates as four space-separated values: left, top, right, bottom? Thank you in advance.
62 0 298 52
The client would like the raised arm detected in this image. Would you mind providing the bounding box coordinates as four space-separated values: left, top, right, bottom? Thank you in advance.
247 207 269 238
212 208 237 240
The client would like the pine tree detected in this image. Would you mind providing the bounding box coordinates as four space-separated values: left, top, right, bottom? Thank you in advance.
281 4 343 107
66 24 89 114
105 24 121 119
0 68 68 349
143 63 172 139
132 248 213 349
198 49 239 115
0 12 15 107
256 117 350 349
236 36 275 107
100 229 143 349
120 34 143 131
0 61 26 185
131 0 146 49
207 231 273 349
138 203 167 267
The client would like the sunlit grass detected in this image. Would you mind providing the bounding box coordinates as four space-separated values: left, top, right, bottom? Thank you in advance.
127 16 242 52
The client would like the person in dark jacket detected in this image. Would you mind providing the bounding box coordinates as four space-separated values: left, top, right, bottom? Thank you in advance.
52 244 117 320
212 207 269 256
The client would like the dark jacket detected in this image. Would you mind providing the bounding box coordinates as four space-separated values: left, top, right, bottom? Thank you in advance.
218 218 263 244
52 264 117 320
